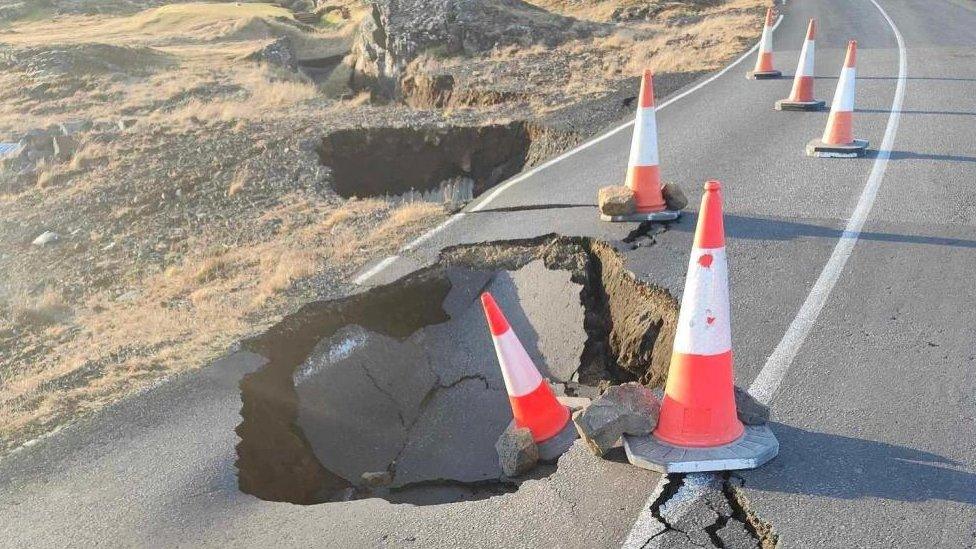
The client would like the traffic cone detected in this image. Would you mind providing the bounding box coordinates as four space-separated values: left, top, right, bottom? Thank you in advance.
623 70 669 216
775 19 825 111
806 40 869 157
747 8 781 79
653 181 744 447
481 292 570 443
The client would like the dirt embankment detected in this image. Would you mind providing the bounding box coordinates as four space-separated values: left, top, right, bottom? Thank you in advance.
0 0 768 455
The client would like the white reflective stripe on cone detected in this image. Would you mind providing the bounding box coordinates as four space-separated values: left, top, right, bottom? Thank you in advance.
832 67 857 112
760 26 773 52
491 329 544 397
627 107 659 167
797 40 815 76
672 247 732 356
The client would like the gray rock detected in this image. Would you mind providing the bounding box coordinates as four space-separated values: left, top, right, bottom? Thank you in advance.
572 382 660 456
32 231 60 246
734 385 770 426
242 37 297 69
117 118 137 131
359 470 393 488
52 135 77 161
598 185 636 216
58 119 92 136
662 182 688 210
495 423 538 477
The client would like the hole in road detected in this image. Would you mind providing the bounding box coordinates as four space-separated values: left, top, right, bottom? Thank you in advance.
316 123 578 203
235 236 678 506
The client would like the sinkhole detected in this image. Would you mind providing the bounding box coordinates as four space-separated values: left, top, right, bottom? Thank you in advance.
235 235 678 506
316 122 577 201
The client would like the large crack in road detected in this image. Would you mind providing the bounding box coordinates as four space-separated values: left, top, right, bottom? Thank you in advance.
235 234 680 506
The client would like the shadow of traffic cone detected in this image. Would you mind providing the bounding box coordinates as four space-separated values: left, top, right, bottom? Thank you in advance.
481 292 570 443
622 181 779 473
602 70 681 223
775 19 826 111
807 40 869 157
748 8 782 79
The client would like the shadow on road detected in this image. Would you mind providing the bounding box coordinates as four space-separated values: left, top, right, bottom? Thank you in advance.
855 108 976 117
670 213 976 249
883 150 976 164
743 423 976 505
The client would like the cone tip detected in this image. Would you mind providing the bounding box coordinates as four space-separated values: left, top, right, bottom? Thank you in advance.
704 180 721 192
764 7 774 26
806 18 816 40
480 292 510 336
845 40 857 67
639 69 655 108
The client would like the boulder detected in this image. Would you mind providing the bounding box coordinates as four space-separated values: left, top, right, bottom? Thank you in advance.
598 185 636 216
52 135 77 162
241 37 297 70
662 182 688 210
351 0 585 97
573 382 660 456
734 385 770 425
495 422 538 477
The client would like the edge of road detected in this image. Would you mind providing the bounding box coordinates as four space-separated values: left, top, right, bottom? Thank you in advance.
0 11 788 471
351 14 786 285
620 0 908 545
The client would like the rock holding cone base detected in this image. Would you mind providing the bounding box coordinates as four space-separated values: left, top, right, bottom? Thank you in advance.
603 69 680 223
624 180 778 473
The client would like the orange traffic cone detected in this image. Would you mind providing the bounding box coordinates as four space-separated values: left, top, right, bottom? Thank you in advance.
602 70 680 222
775 19 825 111
481 292 570 442
622 181 779 473
653 181 743 447
806 40 869 157
748 8 781 79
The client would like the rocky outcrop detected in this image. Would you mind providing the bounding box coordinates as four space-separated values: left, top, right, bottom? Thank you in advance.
351 0 588 98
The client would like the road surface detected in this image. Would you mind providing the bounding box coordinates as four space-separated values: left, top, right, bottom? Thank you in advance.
1 0 974 546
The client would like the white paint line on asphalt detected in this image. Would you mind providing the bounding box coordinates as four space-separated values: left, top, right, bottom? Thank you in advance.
749 0 906 405
353 16 783 286
622 1 907 546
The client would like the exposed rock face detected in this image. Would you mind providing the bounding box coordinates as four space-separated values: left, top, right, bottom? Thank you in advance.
495 423 539 477
598 185 636 216
351 0 585 97
573 382 660 456
241 37 297 69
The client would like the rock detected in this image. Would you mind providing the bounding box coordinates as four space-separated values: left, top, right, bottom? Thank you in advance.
734 385 770 425
351 0 584 97
662 182 688 210
117 118 137 131
52 135 77 161
598 185 636 216
572 382 660 456
241 37 297 69
557 395 591 413
32 231 60 246
401 72 455 108
359 470 393 488
495 423 538 477
58 119 92 136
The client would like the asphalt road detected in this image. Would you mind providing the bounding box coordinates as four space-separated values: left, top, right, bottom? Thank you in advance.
2 0 974 547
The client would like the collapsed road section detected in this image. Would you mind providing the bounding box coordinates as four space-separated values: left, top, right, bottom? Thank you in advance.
235 235 678 506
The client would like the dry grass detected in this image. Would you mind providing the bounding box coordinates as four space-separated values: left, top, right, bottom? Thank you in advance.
0 196 445 449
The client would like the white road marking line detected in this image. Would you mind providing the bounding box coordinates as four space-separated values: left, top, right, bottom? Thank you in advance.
622 1 907 546
353 16 783 285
